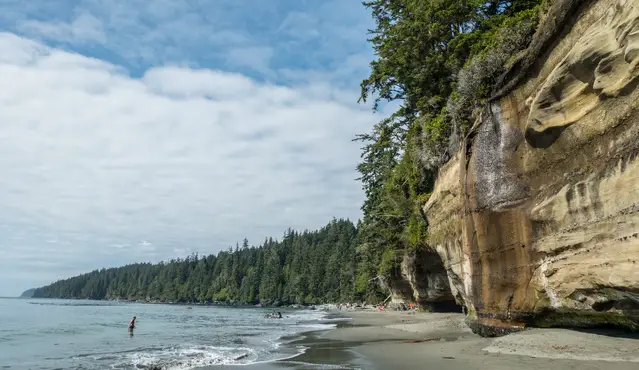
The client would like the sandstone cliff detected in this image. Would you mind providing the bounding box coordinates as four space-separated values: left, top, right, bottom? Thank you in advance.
420 0 639 335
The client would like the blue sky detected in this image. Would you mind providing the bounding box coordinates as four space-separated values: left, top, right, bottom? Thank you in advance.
1 0 374 84
0 0 391 296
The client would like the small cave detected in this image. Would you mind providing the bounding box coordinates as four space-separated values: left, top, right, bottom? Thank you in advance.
525 124 572 149
405 248 463 313
592 297 639 312
424 300 464 313
591 300 617 312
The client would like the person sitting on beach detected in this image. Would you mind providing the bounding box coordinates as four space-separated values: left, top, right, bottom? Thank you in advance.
128 316 136 329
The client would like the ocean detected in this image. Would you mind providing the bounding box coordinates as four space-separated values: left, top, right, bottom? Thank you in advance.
0 298 342 369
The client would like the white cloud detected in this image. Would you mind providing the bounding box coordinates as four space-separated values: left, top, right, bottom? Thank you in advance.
17 12 106 45
0 0 375 86
225 46 275 75
0 33 382 296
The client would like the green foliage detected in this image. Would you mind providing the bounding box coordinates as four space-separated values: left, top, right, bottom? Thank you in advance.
33 219 366 305
404 216 428 250
213 288 229 301
356 0 544 284
360 0 478 115
378 248 399 275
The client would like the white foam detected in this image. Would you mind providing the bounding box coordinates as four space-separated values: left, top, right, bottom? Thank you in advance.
318 317 352 323
110 345 258 369
104 308 340 369
299 323 337 330
278 360 354 369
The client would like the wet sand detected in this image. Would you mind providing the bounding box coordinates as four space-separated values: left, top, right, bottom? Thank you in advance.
215 310 639 370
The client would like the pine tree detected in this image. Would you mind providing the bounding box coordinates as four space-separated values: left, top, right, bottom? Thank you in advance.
33 219 362 305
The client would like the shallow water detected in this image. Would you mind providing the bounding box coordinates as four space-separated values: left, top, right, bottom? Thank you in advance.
0 298 334 369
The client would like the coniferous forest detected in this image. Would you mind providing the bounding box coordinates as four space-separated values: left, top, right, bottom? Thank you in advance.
33 219 367 304
33 0 546 305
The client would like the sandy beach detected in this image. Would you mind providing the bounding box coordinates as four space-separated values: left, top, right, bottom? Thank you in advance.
217 309 639 369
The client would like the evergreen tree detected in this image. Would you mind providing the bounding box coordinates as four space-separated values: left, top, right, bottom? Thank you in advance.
355 0 544 297
33 219 367 305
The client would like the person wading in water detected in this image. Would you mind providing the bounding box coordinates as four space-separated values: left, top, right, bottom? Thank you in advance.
128 316 136 330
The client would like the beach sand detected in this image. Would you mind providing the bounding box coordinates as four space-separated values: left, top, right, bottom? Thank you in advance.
216 310 639 369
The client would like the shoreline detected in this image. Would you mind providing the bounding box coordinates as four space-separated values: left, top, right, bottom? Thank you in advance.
220 309 639 369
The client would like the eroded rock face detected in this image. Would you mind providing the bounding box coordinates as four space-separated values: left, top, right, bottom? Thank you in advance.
400 249 459 310
380 249 459 310
526 0 639 148
425 0 639 335
379 264 415 306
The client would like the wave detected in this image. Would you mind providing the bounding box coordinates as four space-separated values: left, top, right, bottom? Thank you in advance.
317 317 352 323
24 307 339 370
293 309 341 331
116 345 258 369
80 343 307 370
120 309 333 369
27 301 120 307
74 345 252 369
298 323 337 331
276 360 357 369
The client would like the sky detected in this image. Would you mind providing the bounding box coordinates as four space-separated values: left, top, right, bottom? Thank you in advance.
0 0 392 296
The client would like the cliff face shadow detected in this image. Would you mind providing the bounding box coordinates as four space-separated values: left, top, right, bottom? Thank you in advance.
383 247 462 313
525 124 572 149
412 248 462 313
424 301 463 313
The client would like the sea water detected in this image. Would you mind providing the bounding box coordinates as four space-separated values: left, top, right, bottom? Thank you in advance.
0 298 335 369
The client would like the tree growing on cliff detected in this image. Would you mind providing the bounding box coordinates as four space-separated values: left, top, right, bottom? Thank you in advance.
355 0 544 289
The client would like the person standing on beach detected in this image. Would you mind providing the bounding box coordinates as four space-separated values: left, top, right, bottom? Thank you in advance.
128 316 136 329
